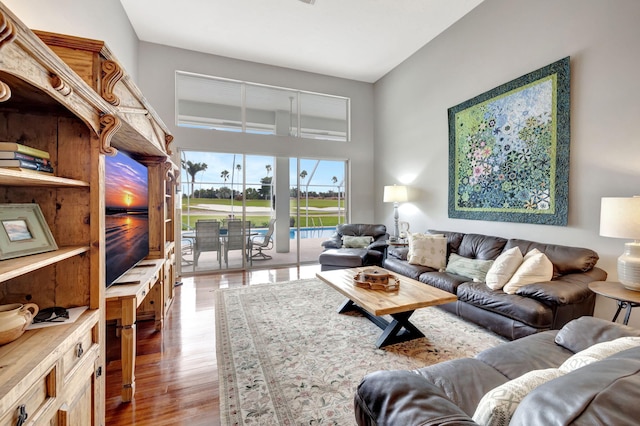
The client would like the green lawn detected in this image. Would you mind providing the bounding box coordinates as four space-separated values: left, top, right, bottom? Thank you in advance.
181 197 344 230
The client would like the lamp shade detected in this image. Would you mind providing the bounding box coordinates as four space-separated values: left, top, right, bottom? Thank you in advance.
600 197 640 240
383 185 408 203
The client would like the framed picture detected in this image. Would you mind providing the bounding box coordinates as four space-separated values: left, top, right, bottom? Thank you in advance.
448 57 570 226
0 203 58 260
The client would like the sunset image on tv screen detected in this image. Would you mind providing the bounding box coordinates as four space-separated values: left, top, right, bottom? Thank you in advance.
105 152 148 212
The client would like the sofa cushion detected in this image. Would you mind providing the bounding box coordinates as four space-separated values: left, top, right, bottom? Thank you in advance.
427 230 465 257
415 358 510 416
503 238 599 277
445 253 494 282
457 233 508 260
407 233 447 269
503 249 553 294
457 282 553 328
476 330 571 380
342 235 373 248
419 271 469 294
554 315 640 353
510 346 640 426
472 368 565 426
318 248 367 267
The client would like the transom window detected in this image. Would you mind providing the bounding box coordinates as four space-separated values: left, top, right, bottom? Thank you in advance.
176 71 350 142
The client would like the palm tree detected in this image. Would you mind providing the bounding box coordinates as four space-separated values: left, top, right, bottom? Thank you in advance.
220 169 229 182
230 161 241 214
300 170 309 226
332 176 341 224
182 160 208 196
265 164 272 207
265 164 272 176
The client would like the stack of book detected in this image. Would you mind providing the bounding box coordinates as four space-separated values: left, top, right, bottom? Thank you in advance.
0 142 53 174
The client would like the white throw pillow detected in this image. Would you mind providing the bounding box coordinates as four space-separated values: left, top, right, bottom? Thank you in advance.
342 235 373 248
485 247 524 290
503 249 553 294
472 368 565 426
559 336 640 373
407 233 447 270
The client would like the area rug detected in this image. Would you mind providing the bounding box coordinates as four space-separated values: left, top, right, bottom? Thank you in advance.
216 279 506 425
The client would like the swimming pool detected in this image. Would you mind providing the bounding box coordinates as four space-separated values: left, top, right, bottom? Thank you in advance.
253 226 335 239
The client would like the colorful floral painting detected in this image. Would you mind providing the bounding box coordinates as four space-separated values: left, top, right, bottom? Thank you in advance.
448 57 570 225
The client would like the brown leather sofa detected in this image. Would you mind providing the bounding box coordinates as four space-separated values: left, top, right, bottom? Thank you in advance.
383 230 607 340
318 224 389 271
354 316 640 426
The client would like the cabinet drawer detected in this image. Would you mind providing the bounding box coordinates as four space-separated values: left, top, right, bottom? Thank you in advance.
62 326 96 379
0 367 56 426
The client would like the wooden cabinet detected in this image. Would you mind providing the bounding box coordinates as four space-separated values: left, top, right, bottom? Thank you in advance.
0 3 174 424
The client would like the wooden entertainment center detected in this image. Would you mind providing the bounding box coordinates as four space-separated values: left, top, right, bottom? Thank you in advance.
0 3 176 424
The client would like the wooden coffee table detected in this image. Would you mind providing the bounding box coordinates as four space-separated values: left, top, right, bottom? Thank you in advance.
316 266 457 348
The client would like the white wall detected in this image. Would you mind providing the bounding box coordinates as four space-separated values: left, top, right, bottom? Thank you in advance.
136 42 376 223
374 0 640 325
2 0 139 80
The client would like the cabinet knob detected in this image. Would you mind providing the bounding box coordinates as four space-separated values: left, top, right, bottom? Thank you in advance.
16 404 28 426
76 342 84 358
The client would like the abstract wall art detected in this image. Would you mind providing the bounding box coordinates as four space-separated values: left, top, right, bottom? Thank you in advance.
448 57 570 226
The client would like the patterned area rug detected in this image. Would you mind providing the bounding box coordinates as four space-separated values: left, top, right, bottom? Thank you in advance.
216 279 506 425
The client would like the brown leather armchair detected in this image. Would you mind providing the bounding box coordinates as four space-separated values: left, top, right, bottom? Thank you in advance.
318 224 389 271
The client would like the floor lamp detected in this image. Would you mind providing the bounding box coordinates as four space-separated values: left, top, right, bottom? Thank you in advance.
383 185 408 241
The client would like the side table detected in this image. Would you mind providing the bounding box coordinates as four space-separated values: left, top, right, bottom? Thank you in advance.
589 281 640 325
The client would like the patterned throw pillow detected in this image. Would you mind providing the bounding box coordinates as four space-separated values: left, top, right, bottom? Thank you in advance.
485 247 523 290
342 235 373 248
472 368 566 426
407 233 447 269
445 253 494 282
559 336 640 372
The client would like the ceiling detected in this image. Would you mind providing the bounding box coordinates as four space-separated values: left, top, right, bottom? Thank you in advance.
119 0 484 83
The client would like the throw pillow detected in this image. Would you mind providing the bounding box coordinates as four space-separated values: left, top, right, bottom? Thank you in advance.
472 368 565 426
559 336 640 373
407 233 447 269
445 253 494 282
342 235 373 248
485 247 524 290
503 249 553 295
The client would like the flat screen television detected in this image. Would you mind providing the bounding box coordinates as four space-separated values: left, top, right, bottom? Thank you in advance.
104 150 149 287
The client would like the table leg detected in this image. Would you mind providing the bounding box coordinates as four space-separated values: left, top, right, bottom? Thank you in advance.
337 298 425 348
120 297 137 402
612 300 640 325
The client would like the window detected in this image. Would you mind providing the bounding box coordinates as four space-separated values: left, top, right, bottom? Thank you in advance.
176 71 350 141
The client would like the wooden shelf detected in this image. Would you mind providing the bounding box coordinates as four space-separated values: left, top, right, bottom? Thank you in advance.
0 246 89 282
0 168 89 187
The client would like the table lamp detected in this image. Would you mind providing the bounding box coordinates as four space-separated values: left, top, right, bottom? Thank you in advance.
600 196 640 291
383 185 408 241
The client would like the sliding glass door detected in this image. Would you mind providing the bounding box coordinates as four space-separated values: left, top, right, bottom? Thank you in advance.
178 150 347 274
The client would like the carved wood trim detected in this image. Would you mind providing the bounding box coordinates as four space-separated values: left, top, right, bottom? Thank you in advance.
0 80 11 102
51 74 73 97
0 11 16 49
165 135 174 156
101 60 123 106
99 114 121 155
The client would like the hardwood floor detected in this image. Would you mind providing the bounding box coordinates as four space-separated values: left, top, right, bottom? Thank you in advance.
105 264 321 426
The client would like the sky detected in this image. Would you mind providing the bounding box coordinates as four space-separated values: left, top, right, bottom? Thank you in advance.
180 151 345 191
105 151 149 209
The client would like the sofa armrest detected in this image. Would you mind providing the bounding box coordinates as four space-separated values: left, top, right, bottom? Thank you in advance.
388 246 409 260
321 233 342 249
367 239 389 253
516 267 607 305
354 370 478 426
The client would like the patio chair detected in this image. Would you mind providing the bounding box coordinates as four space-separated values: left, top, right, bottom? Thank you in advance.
194 220 222 267
224 220 251 267
249 218 276 263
